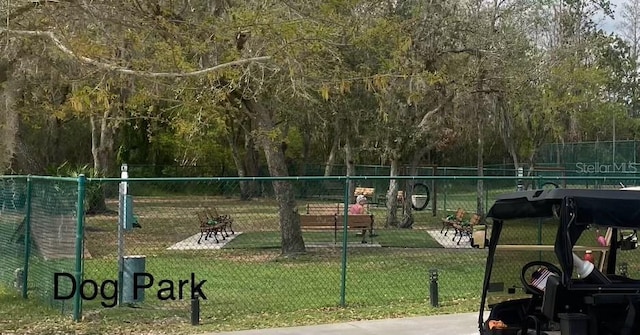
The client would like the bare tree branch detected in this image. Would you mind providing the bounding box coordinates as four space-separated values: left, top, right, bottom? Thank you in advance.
0 28 271 78
417 104 444 130
417 92 455 130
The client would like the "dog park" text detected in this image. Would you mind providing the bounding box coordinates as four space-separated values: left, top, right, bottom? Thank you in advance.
53 272 207 308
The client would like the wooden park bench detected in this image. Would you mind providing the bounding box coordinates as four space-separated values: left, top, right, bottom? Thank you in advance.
299 203 374 243
206 207 235 236
196 208 234 244
441 208 466 236
306 202 372 215
354 187 375 197
452 213 483 245
306 203 341 215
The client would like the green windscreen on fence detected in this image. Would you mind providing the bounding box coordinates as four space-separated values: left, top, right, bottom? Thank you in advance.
28 178 79 314
537 140 639 167
0 177 28 294
0 176 81 315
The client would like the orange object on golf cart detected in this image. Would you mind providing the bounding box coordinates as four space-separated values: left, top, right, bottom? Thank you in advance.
479 189 640 335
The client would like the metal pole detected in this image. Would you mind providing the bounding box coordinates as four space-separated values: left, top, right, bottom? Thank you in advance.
485 186 489 214
429 269 439 307
432 166 437 217
538 217 543 261
73 174 86 322
118 164 128 306
191 292 200 325
22 176 33 299
339 177 349 307
443 181 448 213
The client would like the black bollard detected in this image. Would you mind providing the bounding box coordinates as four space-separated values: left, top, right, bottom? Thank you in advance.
429 268 439 307
191 292 200 326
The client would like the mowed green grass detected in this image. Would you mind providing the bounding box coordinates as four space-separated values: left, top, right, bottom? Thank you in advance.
2 247 487 334
79 247 487 311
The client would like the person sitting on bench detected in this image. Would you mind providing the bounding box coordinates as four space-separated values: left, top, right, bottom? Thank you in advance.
349 195 367 215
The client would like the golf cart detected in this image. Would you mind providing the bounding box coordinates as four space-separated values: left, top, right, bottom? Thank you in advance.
479 189 640 335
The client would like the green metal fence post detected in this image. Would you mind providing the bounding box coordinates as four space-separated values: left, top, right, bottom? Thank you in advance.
432 168 438 217
73 174 87 322
340 177 349 307
536 211 542 243
484 186 489 214
22 176 33 299
443 184 447 213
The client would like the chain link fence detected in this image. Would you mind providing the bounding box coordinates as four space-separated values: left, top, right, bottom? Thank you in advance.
2 174 640 327
0 177 27 296
0 176 81 315
537 140 640 166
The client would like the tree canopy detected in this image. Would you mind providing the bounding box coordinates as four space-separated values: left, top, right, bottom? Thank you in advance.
2 0 640 254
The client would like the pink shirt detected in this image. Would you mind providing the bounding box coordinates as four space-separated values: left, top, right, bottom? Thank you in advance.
349 203 365 215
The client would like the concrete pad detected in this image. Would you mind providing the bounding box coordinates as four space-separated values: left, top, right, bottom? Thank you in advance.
196 312 481 335
167 232 243 250
426 229 472 249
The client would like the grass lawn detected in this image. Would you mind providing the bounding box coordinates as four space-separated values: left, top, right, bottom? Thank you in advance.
1 247 486 334
0 284 482 334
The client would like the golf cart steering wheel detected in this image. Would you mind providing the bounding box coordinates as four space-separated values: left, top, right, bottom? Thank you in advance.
520 261 562 295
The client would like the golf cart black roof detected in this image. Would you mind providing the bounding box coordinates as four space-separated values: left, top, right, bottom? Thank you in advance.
486 189 640 229
479 189 640 332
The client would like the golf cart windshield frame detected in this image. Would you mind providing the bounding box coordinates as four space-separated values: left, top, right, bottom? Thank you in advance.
477 188 640 332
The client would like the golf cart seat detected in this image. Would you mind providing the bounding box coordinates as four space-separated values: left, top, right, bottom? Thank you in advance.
541 274 564 322
502 274 566 334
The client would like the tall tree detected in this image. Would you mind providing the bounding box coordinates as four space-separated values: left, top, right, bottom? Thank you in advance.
618 0 640 118
619 0 640 59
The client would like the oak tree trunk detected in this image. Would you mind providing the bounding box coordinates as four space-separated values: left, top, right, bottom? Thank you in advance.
241 98 305 255
227 116 260 199
227 120 250 199
0 67 19 173
244 134 261 196
385 157 400 227
399 146 430 228
89 110 113 213
300 122 311 176
324 117 340 177
476 117 484 216
344 136 356 202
